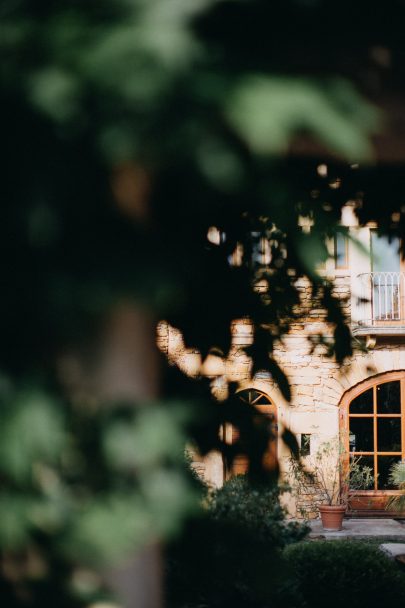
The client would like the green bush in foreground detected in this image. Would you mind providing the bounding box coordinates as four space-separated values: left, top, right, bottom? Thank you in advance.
168 477 405 608
208 475 309 549
166 476 308 608
285 540 405 608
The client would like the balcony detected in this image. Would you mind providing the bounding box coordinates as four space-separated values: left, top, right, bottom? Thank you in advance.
353 272 405 337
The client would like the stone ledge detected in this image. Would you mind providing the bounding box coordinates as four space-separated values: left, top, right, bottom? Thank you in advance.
380 543 405 560
308 518 405 540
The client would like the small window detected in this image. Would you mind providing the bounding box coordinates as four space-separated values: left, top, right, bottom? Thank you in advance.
300 434 311 457
334 233 348 269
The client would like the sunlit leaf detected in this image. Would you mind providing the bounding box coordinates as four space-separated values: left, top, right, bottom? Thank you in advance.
227 76 379 161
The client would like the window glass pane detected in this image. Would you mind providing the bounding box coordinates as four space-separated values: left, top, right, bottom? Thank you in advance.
349 418 374 452
371 232 400 272
377 456 401 489
377 381 401 413
377 418 402 452
249 390 262 404
350 388 373 414
254 391 271 405
300 434 311 457
239 389 272 406
335 233 348 268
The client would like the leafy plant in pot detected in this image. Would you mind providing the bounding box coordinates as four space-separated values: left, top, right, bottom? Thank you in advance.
386 460 405 513
290 438 374 530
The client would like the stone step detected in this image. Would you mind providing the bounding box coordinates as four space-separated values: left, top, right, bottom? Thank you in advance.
380 543 405 561
309 518 405 540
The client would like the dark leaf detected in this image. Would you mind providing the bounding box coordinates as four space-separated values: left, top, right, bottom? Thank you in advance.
282 428 300 460
268 357 291 402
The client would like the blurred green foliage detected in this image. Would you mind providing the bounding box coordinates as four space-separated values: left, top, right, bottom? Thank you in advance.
227 76 379 160
0 390 200 605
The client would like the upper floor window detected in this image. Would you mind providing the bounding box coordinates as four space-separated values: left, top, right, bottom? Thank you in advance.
334 233 349 269
370 231 401 272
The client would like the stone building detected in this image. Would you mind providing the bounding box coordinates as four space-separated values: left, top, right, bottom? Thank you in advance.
157 205 405 517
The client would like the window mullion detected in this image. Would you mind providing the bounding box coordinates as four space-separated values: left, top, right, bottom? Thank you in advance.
373 385 378 490
401 379 405 460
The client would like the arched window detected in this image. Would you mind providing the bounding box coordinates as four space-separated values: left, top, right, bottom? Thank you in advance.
228 389 277 477
341 372 405 512
348 376 405 490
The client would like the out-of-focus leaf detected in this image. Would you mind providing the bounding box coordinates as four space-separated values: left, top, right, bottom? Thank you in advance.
62 494 153 566
227 76 379 161
0 391 65 482
295 231 329 277
28 68 82 123
245 326 273 373
140 468 200 537
334 323 352 363
0 494 33 549
103 402 190 470
282 428 300 460
268 357 291 403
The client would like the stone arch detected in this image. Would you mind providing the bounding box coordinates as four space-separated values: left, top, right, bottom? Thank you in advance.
313 350 405 410
339 369 405 409
237 377 287 408
236 376 292 441
337 349 405 393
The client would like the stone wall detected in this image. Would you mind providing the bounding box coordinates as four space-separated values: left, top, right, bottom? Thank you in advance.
157 261 405 514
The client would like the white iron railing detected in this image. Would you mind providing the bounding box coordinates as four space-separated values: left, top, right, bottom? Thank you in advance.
356 272 405 326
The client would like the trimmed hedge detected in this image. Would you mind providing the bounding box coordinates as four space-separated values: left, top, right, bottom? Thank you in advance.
285 540 405 608
167 475 405 608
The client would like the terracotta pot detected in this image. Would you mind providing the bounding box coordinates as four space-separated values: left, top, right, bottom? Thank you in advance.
319 504 346 531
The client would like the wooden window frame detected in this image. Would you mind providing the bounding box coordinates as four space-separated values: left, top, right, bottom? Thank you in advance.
340 371 405 510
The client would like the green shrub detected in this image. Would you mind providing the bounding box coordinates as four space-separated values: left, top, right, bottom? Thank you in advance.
386 460 405 511
208 475 309 549
285 540 405 608
166 475 308 608
168 476 405 608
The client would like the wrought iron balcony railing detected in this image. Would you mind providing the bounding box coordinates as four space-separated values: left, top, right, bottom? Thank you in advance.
354 272 405 333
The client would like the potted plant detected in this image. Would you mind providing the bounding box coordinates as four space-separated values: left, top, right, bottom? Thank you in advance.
386 460 405 513
290 438 374 530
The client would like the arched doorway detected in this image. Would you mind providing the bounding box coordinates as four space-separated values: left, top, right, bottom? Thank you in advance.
340 371 405 514
226 388 278 477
